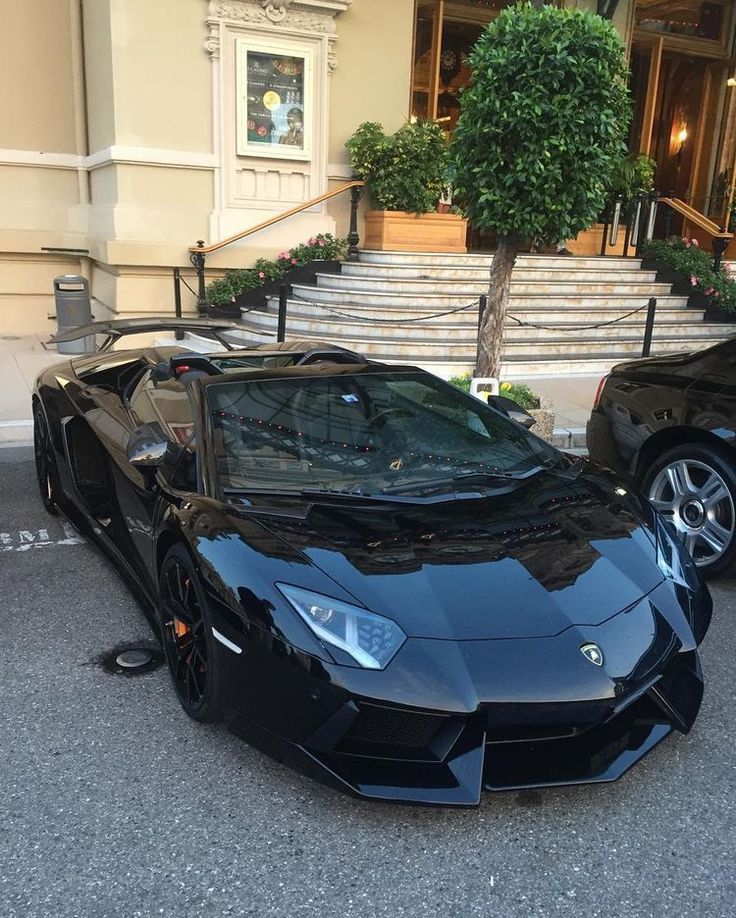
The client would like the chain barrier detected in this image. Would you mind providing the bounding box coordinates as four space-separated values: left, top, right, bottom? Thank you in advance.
290 291 654 332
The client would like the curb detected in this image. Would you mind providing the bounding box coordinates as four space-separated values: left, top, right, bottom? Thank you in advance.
0 420 33 448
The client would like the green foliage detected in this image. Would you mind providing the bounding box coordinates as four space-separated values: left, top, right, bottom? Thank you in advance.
449 4 631 246
498 381 539 410
642 236 736 312
205 234 347 306
448 374 540 409
609 153 656 202
346 120 448 214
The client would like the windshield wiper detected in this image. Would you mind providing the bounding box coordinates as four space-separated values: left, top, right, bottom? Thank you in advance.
223 486 420 504
380 465 548 495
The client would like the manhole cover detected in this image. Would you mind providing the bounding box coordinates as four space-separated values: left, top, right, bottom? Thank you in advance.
99 643 164 676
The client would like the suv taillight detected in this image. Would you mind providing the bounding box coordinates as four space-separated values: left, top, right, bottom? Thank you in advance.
593 374 609 411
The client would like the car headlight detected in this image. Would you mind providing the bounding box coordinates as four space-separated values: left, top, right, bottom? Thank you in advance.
656 515 701 592
276 584 406 670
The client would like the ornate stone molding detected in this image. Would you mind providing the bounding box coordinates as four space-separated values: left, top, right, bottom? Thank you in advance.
204 0 353 67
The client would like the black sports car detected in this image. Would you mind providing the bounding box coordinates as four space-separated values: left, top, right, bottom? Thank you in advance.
34 320 712 806
587 335 736 575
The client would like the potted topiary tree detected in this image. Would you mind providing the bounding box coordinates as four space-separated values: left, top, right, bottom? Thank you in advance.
346 120 467 253
449 4 631 378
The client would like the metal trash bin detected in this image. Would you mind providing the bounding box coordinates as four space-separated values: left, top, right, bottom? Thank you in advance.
53 275 94 354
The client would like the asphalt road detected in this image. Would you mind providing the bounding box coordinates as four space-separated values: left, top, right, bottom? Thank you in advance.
1 446 734 918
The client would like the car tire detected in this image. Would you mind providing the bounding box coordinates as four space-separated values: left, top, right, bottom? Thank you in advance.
641 442 736 576
33 404 59 516
158 544 225 723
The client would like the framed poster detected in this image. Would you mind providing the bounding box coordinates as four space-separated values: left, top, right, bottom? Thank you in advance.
236 39 312 160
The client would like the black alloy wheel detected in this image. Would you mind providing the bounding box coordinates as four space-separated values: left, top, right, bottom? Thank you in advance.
159 545 225 722
642 442 736 575
33 404 59 516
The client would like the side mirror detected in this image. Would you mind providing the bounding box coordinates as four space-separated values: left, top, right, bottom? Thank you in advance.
127 423 171 468
488 395 536 429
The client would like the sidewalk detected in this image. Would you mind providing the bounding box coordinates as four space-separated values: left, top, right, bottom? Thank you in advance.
0 335 66 446
0 335 599 448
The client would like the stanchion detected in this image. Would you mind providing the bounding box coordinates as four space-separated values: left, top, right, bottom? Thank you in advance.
277 284 288 342
641 297 657 357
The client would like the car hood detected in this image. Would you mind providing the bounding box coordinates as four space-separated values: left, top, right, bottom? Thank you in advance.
247 467 664 640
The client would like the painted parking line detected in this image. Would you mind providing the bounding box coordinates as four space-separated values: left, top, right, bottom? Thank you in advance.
0 520 85 552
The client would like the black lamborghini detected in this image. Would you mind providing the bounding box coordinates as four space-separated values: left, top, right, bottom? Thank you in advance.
33 319 712 806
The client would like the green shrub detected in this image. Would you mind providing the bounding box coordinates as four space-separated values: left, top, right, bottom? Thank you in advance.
346 120 448 214
448 374 540 410
205 233 348 306
609 153 656 202
641 236 736 312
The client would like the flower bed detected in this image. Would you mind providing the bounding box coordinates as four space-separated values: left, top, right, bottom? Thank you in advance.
449 374 540 409
641 237 736 319
205 234 348 315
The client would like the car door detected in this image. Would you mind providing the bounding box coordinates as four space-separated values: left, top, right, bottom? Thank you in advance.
114 369 197 587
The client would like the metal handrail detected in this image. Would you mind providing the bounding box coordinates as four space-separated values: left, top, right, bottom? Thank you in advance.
187 179 364 314
189 179 364 255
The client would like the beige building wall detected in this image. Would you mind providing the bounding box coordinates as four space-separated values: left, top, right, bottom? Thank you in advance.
0 0 638 335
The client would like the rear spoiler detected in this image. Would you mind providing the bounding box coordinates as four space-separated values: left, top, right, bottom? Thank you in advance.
48 318 259 352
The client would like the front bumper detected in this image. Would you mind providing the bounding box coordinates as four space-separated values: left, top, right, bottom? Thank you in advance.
227 647 703 807
219 578 711 807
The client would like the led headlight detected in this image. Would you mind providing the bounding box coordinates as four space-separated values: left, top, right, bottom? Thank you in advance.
276 584 406 670
655 515 701 592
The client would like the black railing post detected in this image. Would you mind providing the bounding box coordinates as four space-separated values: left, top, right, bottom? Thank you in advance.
190 240 208 316
600 200 610 256
277 284 288 342
347 184 363 261
173 267 184 340
477 294 487 336
712 234 729 273
642 297 657 358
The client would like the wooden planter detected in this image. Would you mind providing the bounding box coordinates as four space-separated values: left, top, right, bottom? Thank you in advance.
364 210 468 253
566 223 625 257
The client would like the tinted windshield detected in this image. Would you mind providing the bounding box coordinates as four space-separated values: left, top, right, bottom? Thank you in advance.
207 371 559 495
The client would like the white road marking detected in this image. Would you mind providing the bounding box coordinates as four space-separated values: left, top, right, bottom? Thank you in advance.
211 627 243 654
0 521 85 552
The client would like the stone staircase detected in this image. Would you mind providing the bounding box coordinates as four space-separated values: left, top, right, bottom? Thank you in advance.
238 250 732 378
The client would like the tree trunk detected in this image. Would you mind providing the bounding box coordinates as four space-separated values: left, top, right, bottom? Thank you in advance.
475 234 521 378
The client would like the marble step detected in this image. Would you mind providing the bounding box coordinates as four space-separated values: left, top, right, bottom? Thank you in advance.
315 273 671 296
249 305 719 343
359 251 641 270
291 283 676 310
266 296 695 323
341 263 658 283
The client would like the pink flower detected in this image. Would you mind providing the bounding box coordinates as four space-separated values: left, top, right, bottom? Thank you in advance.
278 251 289 260
691 238 699 247
684 240 691 248
258 271 265 280
318 239 325 246
690 276 698 286
291 258 297 265
308 237 317 245
705 287 715 296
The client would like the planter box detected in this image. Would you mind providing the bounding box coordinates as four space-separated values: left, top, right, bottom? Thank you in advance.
364 211 468 253
566 223 625 257
703 302 736 323
209 260 342 319
529 407 555 444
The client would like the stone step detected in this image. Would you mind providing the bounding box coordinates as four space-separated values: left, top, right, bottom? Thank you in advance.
342 263 658 283
267 295 693 322
360 250 642 271
240 312 725 359
316 273 671 297
246 308 720 344
291 283 676 310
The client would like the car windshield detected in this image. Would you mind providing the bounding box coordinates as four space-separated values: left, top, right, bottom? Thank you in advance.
207 370 560 496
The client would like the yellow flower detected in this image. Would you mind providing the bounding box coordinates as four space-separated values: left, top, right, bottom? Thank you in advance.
500 381 512 391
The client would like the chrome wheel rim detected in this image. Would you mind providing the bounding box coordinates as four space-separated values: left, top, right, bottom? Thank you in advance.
648 459 735 568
